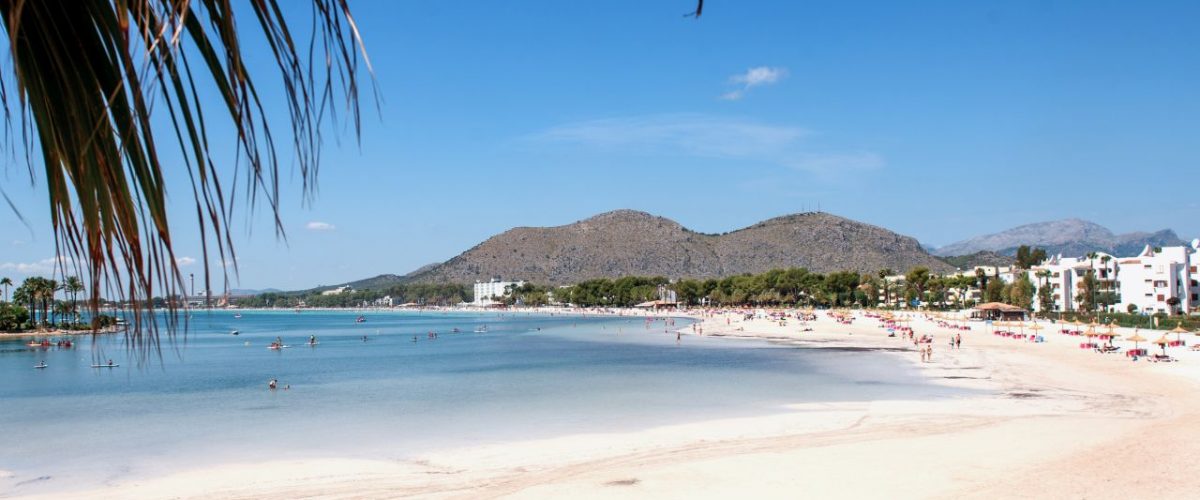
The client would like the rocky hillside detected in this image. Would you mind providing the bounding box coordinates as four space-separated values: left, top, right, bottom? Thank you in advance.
933 219 1185 258
936 251 1014 270
405 210 952 285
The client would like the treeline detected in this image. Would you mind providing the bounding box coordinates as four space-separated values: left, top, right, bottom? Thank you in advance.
512 268 977 309
1 275 103 331
233 283 471 308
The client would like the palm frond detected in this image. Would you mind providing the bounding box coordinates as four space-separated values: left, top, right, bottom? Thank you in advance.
0 0 373 362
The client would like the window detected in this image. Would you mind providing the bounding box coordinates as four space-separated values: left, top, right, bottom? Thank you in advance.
1157 294 1165 302
1193 294 1198 301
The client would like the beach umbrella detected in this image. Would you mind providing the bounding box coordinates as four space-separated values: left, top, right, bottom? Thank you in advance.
1099 324 1117 345
1170 323 1189 342
1153 335 1171 355
1126 330 1146 351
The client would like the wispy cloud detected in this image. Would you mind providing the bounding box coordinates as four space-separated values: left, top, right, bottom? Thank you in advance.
721 66 787 100
531 114 807 158
306 221 336 231
176 256 197 267
526 114 881 175
0 256 69 275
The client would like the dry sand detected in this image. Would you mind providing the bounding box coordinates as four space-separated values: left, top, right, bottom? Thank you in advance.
28 311 1200 499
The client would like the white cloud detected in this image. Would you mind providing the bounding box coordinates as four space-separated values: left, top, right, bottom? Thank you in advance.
722 66 787 100
0 256 69 275
176 256 197 266
732 66 787 87
526 114 881 176
306 221 336 231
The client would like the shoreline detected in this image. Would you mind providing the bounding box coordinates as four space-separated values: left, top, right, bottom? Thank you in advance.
17 309 1200 499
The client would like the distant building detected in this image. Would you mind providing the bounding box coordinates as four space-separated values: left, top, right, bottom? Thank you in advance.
321 285 353 296
473 278 524 306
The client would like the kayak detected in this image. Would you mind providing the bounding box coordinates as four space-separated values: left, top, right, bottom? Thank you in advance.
91 364 119 368
267 345 291 350
35 364 47 369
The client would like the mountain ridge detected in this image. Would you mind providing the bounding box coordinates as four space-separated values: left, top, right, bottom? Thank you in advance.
933 219 1185 258
401 209 953 286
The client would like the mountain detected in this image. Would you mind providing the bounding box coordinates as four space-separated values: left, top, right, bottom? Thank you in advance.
936 251 1014 270
229 288 282 297
403 210 953 286
933 219 1186 258
303 263 444 294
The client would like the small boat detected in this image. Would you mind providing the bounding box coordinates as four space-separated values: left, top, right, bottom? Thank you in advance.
233 313 243 319
267 344 290 350
473 325 488 333
35 362 47 369
231 330 240 335
355 315 366 323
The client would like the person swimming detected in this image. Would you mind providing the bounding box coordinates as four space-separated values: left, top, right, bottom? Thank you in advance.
268 378 278 390
309 334 317 344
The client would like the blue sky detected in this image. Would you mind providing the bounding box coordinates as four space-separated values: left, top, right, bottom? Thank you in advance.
1 0 1197 290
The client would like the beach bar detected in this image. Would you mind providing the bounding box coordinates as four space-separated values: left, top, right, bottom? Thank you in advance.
971 302 1028 321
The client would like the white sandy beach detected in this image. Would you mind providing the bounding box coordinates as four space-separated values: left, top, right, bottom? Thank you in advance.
27 309 1200 499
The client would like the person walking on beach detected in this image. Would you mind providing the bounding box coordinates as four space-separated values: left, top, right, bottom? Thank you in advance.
955 333 962 349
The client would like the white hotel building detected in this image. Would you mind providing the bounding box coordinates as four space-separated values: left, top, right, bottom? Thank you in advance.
472 277 525 306
1028 240 1200 315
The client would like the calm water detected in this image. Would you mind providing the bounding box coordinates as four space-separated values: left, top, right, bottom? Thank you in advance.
1 311 967 495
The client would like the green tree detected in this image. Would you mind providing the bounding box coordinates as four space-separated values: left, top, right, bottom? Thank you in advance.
1037 274 1054 313
64 276 84 324
1077 270 1099 313
877 268 893 307
0 277 11 303
985 278 1006 304
904 267 931 307
975 268 989 301
1008 273 1035 311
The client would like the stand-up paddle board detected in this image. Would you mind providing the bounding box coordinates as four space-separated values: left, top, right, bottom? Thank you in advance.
91 364 119 368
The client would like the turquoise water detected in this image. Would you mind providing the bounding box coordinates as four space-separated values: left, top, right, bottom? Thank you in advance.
0 311 967 495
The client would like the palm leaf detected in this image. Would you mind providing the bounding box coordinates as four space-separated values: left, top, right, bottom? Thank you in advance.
0 0 373 362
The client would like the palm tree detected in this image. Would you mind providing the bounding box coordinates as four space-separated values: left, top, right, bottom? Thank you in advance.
877 269 893 306
0 277 10 303
0 2 370 347
64 276 84 325
42 279 60 327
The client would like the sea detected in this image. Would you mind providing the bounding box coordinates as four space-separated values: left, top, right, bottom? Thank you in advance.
0 310 968 495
